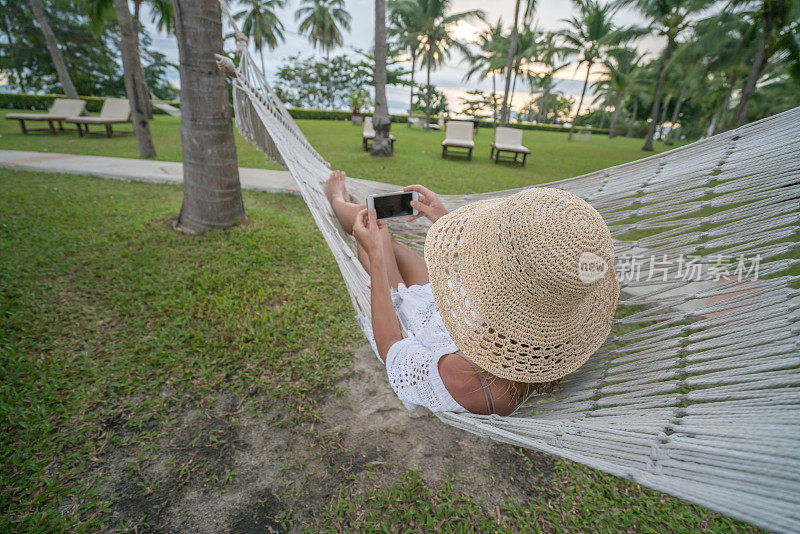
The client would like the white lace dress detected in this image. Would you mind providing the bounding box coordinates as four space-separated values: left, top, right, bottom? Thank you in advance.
363 283 469 413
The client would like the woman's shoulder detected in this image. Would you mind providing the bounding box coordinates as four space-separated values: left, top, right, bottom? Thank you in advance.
437 353 517 416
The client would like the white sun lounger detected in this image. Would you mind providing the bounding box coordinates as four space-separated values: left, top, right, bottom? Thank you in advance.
362 116 396 151
65 98 132 138
5 98 86 135
490 126 530 166
441 120 474 160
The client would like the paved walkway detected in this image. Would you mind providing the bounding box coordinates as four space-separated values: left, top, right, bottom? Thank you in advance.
0 150 300 194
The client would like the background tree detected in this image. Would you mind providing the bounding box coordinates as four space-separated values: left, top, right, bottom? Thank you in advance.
731 0 799 126
412 83 448 116
398 0 483 127
234 0 286 75
274 54 371 108
463 18 507 127
28 0 79 99
112 0 156 158
499 0 536 124
602 46 644 138
295 0 352 109
372 0 393 156
559 0 624 141
619 0 714 151
388 0 424 124
172 0 244 233
458 89 500 120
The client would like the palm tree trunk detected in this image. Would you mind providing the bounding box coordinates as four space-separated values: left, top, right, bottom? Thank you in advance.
714 73 737 134
112 0 155 158
608 91 623 139
598 107 607 129
626 95 638 137
665 81 686 145
734 14 773 127
172 0 244 233
507 68 519 119
28 0 79 99
326 48 333 110
425 57 432 127
491 74 497 127
500 0 521 125
260 48 267 77
568 63 592 141
642 35 675 151
371 0 392 156
407 51 415 126
656 93 671 140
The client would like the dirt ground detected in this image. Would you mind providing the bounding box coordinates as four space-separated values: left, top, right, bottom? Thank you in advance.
99 345 554 532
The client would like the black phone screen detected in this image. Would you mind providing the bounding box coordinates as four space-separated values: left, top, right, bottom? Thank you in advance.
373 193 414 219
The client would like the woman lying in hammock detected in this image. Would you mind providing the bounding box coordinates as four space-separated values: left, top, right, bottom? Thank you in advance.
326 171 619 416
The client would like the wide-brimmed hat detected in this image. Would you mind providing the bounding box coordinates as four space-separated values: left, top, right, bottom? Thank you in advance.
424 187 619 383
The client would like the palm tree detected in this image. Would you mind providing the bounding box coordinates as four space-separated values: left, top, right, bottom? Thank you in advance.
602 47 644 138
389 0 425 125
463 19 507 126
28 0 79 99
295 0 352 109
559 0 623 141
730 0 798 126
618 0 715 151
172 0 244 233
499 0 537 125
235 0 287 76
531 31 566 124
112 0 156 158
372 0 393 156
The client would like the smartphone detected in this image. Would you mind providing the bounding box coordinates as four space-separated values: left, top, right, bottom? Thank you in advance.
367 191 419 220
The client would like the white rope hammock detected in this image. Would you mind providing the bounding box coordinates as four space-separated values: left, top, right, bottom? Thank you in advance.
214 17 800 532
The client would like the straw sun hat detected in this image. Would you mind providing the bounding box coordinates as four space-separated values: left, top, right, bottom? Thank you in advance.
424 187 619 384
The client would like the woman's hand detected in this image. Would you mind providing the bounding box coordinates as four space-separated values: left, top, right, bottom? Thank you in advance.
352 208 386 255
403 184 449 223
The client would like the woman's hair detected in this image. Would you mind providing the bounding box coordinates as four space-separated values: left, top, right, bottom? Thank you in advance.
460 363 561 407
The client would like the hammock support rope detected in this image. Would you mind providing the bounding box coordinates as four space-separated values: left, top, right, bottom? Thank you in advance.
215 10 800 532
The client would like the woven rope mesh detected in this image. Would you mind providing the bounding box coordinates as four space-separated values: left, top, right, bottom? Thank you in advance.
224 48 800 532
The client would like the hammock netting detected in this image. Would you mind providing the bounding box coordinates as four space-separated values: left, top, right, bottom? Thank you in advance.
216 29 800 533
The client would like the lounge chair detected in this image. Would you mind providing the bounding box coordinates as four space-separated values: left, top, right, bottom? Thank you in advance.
5 98 86 135
65 98 132 138
441 121 474 160
490 127 530 166
362 116 396 151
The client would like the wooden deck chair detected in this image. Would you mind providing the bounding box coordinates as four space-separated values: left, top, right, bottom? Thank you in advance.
5 99 86 135
441 121 475 160
66 98 132 138
361 116 395 151
490 126 530 166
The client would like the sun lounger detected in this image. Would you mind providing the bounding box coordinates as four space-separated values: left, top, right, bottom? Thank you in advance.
65 98 132 138
441 120 474 160
362 116 396 151
5 98 86 135
490 127 530 166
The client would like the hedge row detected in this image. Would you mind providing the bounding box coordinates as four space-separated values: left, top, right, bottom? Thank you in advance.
0 93 622 136
0 93 180 114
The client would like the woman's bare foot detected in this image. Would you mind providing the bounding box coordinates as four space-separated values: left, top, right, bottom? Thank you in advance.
325 170 351 204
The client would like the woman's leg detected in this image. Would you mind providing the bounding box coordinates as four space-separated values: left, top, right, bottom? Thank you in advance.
390 238 429 287
327 172 404 288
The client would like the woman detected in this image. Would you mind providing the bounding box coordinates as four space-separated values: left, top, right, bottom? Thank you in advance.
326 170 619 416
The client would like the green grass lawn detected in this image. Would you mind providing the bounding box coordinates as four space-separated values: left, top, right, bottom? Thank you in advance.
0 170 760 533
1 110 685 195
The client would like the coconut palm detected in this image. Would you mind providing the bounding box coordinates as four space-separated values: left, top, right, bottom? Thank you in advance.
28 0 79 99
617 0 716 150
463 18 507 126
399 0 484 127
559 0 625 141
729 0 799 126
172 0 244 232
388 0 425 124
499 0 537 124
295 0 352 109
602 47 644 138
235 0 287 76
372 0 393 156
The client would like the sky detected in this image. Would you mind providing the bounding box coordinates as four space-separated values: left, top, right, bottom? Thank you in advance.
142 0 667 116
